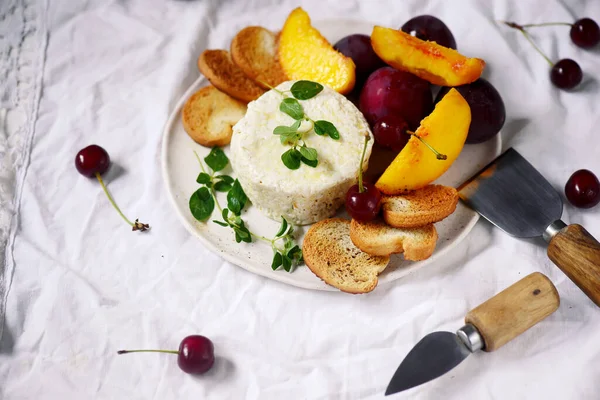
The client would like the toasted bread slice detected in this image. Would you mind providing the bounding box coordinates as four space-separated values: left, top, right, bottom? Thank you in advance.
181 85 246 147
198 49 266 103
231 26 288 89
303 218 390 294
350 219 437 261
382 185 459 229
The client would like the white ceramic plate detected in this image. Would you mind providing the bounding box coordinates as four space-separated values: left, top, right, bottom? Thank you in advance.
161 19 502 291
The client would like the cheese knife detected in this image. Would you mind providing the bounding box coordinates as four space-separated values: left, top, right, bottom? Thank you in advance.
458 147 600 307
385 272 559 395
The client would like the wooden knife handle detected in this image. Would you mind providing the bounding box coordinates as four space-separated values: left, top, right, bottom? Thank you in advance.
465 272 559 352
547 224 600 307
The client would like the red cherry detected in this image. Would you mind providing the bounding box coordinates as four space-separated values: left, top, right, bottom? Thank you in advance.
372 115 410 152
75 144 110 177
117 335 215 375
550 59 582 90
346 183 382 221
177 335 215 374
570 18 600 49
565 169 600 209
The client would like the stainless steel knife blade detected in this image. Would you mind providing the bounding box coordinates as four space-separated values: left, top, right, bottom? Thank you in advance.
385 332 471 396
458 148 563 238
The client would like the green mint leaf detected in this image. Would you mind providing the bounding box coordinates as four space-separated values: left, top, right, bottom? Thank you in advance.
227 180 248 215
273 120 301 135
213 180 233 192
280 98 304 120
215 175 234 184
222 208 229 221
314 120 340 140
290 80 323 100
213 220 229 227
275 217 288 237
281 148 302 170
271 252 283 270
204 147 229 172
234 225 252 243
287 245 302 261
189 187 215 221
196 172 212 185
282 255 292 272
301 157 318 168
298 146 317 161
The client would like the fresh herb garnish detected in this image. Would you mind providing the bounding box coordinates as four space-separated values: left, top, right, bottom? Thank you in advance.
189 149 303 272
269 80 339 170
188 148 235 221
290 80 324 100
269 217 303 272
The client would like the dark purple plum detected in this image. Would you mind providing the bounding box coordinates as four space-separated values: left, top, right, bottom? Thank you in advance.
435 78 505 144
401 15 457 49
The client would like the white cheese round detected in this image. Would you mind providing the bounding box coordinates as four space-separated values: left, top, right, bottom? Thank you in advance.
230 81 373 225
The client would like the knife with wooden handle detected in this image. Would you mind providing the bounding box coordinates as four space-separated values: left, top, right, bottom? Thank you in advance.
385 272 560 396
458 148 600 307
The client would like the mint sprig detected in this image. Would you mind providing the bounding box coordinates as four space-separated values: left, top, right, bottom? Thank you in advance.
189 149 303 272
270 80 339 170
189 148 234 221
269 217 303 272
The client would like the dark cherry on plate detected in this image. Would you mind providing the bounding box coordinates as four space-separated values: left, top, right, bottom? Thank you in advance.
360 67 433 130
333 34 386 85
570 18 600 48
75 144 111 177
401 15 457 49
435 78 506 144
346 182 382 221
117 335 215 375
550 59 583 90
372 115 410 152
565 169 600 209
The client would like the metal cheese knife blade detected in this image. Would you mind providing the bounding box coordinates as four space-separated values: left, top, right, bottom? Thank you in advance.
458 148 600 307
385 272 559 396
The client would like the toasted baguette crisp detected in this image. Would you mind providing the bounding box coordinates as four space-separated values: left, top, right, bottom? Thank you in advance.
350 219 437 261
231 26 288 89
303 218 390 294
181 85 247 147
382 185 459 229
198 49 266 103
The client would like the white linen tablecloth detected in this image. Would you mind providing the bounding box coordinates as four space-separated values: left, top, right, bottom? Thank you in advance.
1 0 600 398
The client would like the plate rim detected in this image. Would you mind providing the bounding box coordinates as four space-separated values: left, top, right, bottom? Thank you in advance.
160 18 502 291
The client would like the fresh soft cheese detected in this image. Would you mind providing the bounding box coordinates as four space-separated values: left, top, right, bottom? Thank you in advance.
230 80 373 225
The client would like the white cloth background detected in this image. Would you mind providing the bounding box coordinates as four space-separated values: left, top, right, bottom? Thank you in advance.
1 0 600 398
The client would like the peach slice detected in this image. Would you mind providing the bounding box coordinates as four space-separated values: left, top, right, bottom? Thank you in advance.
375 88 470 194
278 7 356 94
371 26 485 87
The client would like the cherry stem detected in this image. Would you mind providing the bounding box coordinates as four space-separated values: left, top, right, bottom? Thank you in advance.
499 20 554 67
117 349 178 355
521 22 572 28
520 30 554 66
406 131 447 160
357 135 370 193
95 172 135 226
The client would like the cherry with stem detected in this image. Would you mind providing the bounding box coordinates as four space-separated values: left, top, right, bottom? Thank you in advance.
345 135 382 222
500 21 583 90
75 145 149 232
117 335 215 375
509 18 600 49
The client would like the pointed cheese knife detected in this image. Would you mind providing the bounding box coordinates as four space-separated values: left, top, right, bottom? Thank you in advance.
385 272 559 395
458 148 600 307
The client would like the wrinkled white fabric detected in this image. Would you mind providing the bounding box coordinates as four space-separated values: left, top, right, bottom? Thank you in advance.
1 0 600 399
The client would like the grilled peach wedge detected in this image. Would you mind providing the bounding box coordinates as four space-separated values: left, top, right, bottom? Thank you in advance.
279 7 356 94
371 26 485 87
375 88 471 194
